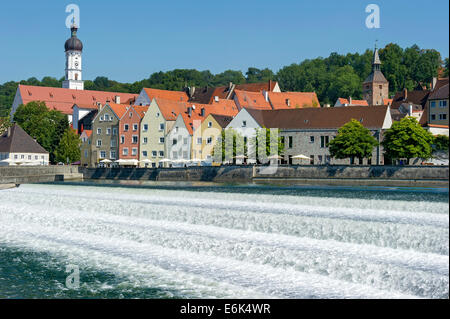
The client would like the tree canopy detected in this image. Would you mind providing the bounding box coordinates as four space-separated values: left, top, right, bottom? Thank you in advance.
328 119 379 163
381 117 435 163
13 101 73 164
55 128 81 164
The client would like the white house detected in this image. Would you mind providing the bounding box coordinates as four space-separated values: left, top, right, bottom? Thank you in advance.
0 124 49 166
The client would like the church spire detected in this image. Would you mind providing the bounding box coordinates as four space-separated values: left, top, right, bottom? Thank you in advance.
372 42 381 71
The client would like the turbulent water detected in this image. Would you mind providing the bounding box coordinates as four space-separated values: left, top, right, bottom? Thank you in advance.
0 182 448 299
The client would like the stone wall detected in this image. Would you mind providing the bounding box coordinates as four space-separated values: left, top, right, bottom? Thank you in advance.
80 165 449 187
0 166 83 184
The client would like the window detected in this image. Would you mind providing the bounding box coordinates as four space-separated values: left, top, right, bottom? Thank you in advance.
112 128 117 136
159 123 165 131
21 155 24 159
143 151 148 157
152 151 157 157
242 121 247 127
124 124 129 131
133 124 138 131
143 124 148 131
183 151 188 159
318 155 323 163
197 137 202 145
84 150 88 158
123 148 129 156
310 136 315 143
439 100 447 108
106 128 111 135
439 114 447 120
320 136 329 148
310 155 314 165
28 155 31 160
159 137 165 144
97 128 102 135
207 137 213 145
143 137 148 144
97 139 102 147
111 140 117 147
132 135 138 144
159 151 164 157
14 155 18 159
120 135 125 144
132 148 138 156
156 112 160 118
431 101 436 108
208 122 212 128
100 151 106 159
105 114 110 121
431 114 436 120
183 138 188 145
110 151 116 159
100 116 104 121
172 139 177 145
288 136 293 149
35 155 38 160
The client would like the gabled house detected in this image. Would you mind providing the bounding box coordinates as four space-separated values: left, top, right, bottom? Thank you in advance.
0 124 49 166
90 103 127 166
192 113 233 162
139 98 187 167
427 79 449 130
119 105 148 161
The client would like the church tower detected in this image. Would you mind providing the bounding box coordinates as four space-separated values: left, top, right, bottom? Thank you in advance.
62 23 84 90
363 46 389 106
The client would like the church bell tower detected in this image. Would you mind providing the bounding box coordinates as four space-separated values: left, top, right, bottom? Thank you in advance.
62 23 84 90
363 45 389 106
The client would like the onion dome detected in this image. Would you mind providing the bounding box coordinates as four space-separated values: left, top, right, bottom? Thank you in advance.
64 26 83 52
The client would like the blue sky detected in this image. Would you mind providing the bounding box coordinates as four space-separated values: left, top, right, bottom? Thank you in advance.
0 0 448 84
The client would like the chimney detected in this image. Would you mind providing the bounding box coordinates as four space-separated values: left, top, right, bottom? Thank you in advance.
80 123 84 133
408 104 413 116
200 108 205 117
432 77 437 90
403 88 408 101
187 107 192 117
268 79 272 91
228 82 233 90
7 126 11 137
349 96 352 105
114 96 120 104
189 86 196 98
263 90 269 102
214 96 219 102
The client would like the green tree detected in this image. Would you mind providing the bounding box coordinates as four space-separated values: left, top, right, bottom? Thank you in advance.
249 128 284 163
382 117 434 164
13 101 70 163
328 119 379 164
55 129 81 164
326 66 362 103
246 67 274 83
212 129 247 163
432 135 449 152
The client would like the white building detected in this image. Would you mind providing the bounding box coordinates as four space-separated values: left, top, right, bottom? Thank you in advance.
0 124 49 166
62 23 84 90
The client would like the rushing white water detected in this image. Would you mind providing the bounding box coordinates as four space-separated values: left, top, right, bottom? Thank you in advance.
0 183 448 299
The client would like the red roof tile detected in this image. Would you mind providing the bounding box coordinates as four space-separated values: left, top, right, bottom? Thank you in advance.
338 98 369 106
144 88 189 103
234 90 272 110
268 92 320 109
18 85 138 115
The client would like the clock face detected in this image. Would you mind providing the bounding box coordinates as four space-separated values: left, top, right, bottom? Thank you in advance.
75 62 79 67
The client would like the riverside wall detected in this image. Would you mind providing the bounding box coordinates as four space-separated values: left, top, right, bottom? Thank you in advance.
0 166 83 184
80 165 449 187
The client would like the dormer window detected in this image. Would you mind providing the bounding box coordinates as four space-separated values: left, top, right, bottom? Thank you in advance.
242 121 247 127
286 99 291 107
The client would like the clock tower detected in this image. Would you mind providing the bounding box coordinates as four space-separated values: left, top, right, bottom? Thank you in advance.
62 23 84 90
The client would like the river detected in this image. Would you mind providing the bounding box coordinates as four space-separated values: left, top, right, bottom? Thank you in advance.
0 181 448 299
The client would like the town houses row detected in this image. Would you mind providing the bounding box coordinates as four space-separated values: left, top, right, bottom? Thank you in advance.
6 43 449 167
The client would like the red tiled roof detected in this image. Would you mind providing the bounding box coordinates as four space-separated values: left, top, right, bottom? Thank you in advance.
154 98 188 121
383 98 393 106
268 91 320 109
133 105 149 118
235 81 278 92
189 100 239 117
180 112 204 135
234 90 272 110
18 85 138 115
107 103 129 119
82 130 92 138
144 88 189 103
338 98 369 106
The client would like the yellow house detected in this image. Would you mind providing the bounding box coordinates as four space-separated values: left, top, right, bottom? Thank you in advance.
192 113 234 162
